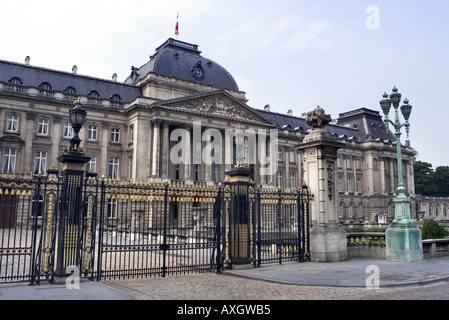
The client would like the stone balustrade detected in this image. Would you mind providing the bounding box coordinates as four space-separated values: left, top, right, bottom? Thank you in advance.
347 232 386 259
422 238 449 259
347 232 449 259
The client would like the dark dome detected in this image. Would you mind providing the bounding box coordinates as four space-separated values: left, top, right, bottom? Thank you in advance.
125 38 239 92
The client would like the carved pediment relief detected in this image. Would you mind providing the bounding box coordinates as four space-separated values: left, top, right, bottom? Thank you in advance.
158 92 274 126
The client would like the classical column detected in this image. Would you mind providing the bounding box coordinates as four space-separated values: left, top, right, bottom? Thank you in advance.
299 106 348 262
203 128 212 183
134 119 152 179
161 121 170 179
151 119 161 178
379 157 386 193
183 123 192 182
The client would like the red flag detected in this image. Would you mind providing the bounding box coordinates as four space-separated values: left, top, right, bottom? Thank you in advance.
175 13 179 36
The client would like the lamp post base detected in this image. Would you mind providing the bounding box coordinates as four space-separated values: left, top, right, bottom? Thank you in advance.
386 221 423 262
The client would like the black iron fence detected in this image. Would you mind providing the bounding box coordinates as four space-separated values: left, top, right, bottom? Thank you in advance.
0 171 311 283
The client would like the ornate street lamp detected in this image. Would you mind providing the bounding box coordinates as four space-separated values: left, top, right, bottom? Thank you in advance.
69 98 87 152
379 87 413 222
380 87 422 262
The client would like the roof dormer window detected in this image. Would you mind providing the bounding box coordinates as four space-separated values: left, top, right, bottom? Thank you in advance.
65 86 76 94
88 90 100 97
39 82 52 90
9 77 23 85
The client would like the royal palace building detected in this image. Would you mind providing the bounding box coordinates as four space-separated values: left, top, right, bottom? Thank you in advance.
1 38 430 225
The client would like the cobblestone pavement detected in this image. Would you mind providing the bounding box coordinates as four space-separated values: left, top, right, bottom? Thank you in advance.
108 272 449 300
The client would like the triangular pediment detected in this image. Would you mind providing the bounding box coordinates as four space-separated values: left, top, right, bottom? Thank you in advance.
153 90 276 127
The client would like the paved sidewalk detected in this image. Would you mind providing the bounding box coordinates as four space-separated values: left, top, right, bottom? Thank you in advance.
226 256 449 287
0 280 132 300
0 257 448 300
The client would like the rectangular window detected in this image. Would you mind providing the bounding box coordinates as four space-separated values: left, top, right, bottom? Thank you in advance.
337 176 342 192
347 176 352 192
213 165 220 183
88 125 98 141
128 156 133 178
289 151 295 163
63 121 73 138
276 171 283 187
107 199 118 218
3 148 16 173
175 164 180 180
346 157 352 169
37 119 49 135
111 128 120 143
194 164 201 181
356 178 361 193
277 148 282 161
87 155 97 172
34 150 47 174
6 115 19 132
109 157 120 179
290 172 296 189
129 125 134 143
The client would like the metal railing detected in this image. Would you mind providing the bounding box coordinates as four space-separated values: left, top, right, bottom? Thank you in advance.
0 172 312 283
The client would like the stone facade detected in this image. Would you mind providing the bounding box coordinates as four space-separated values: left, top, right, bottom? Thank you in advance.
0 38 419 226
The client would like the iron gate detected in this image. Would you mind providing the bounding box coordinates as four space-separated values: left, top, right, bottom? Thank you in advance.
0 172 311 283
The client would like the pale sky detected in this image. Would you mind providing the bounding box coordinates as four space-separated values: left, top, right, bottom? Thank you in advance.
1 0 448 168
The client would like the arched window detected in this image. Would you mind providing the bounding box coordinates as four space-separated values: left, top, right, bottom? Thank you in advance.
9 77 23 85
88 90 100 97
39 82 52 90
64 86 77 94
339 202 346 218
110 94 122 107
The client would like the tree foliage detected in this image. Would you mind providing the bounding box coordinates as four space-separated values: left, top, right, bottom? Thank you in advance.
414 161 449 197
421 219 449 240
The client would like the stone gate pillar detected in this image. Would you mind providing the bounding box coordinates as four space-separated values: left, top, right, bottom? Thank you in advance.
299 106 348 262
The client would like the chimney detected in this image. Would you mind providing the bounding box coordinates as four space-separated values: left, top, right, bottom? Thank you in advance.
72 65 78 74
264 104 270 111
25 56 30 65
112 73 118 82
287 109 293 116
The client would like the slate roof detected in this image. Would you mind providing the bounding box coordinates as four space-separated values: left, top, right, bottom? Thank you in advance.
0 59 141 103
257 109 362 141
336 108 396 142
124 38 240 92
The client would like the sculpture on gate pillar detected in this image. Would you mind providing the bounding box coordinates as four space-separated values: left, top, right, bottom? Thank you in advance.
306 106 332 129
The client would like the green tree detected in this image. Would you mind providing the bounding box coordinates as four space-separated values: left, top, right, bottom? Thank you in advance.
414 161 436 196
421 219 449 240
433 166 449 197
